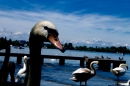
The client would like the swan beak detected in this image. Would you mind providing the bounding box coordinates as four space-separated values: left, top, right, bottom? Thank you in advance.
48 34 65 53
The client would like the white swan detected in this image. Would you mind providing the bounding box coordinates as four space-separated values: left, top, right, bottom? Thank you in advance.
70 61 99 86
118 80 130 86
15 56 30 84
110 63 128 84
27 20 65 86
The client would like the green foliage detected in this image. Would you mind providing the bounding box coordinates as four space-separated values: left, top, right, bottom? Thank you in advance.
0 37 130 54
63 43 74 50
0 37 6 45
0 37 20 47
63 43 130 54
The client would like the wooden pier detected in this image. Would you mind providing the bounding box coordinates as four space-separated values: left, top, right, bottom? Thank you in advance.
0 45 126 72
0 52 85 66
85 58 126 71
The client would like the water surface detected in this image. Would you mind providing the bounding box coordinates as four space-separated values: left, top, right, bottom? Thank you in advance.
0 47 130 86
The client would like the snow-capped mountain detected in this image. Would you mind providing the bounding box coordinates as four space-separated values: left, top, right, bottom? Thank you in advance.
0 28 29 41
61 39 130 49
0 28 130 49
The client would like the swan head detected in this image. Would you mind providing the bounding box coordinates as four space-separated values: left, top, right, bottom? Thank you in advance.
23 55 30 65
91 61 99 65
29 20 65 53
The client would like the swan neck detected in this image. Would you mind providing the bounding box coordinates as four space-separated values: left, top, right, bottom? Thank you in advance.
23 61 26 70
90 62 96 74
119 64 125 68
119 64 123 68
27 41 42 86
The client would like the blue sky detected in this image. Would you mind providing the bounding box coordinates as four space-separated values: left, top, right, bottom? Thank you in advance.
0 0 130 47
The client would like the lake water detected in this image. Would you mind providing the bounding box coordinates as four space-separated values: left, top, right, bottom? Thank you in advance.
0 46 130 86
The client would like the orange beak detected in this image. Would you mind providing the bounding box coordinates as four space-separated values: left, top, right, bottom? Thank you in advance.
48 33 65 53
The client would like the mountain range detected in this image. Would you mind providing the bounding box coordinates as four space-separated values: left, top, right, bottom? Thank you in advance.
61 40 130 48
0 28 130 49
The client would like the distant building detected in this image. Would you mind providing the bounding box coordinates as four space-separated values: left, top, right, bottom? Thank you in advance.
19 40 27 46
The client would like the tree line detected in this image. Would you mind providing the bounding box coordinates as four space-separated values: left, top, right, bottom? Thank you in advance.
0 37 130 54
0 37 20 46
45 42 130 54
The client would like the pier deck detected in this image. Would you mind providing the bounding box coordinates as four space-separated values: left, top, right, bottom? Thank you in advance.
0 45 126 72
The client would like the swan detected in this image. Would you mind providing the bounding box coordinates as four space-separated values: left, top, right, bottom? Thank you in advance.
106 57 111 59
15 55 30 85
101 55 104 59
119 57 123 60
27 20 65 86
95 56 99 59
110 63 128 84
70 61 99 86
118 80 130 86
6 62 26 86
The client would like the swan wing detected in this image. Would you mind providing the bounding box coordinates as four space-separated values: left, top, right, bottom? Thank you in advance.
111 67 126 76
15 73 26 83
118 80 130 86
118 82 129 86
113 67 126 73
72 68 91 74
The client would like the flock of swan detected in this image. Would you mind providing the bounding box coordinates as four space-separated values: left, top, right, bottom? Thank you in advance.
70 61 129 86
0 20 129 86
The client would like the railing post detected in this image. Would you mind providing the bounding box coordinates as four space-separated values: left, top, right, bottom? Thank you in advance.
59 58 65 65
102 61 111 71
1 43 10 70
17 56 22 64
80 58 84 67
86 60 91 69
0 44 11 86
84 56 90 68
98 60 104 70
41 57 44 64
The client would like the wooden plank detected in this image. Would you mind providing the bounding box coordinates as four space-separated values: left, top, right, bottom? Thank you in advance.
59 58 65 65
0 52 84 60
0 52 126 70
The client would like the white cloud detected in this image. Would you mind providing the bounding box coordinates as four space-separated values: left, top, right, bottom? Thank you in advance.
14 32 22 35
0 10 130 47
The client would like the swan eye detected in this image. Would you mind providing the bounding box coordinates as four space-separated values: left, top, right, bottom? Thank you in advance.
44 26 59 36
44 26 49 30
